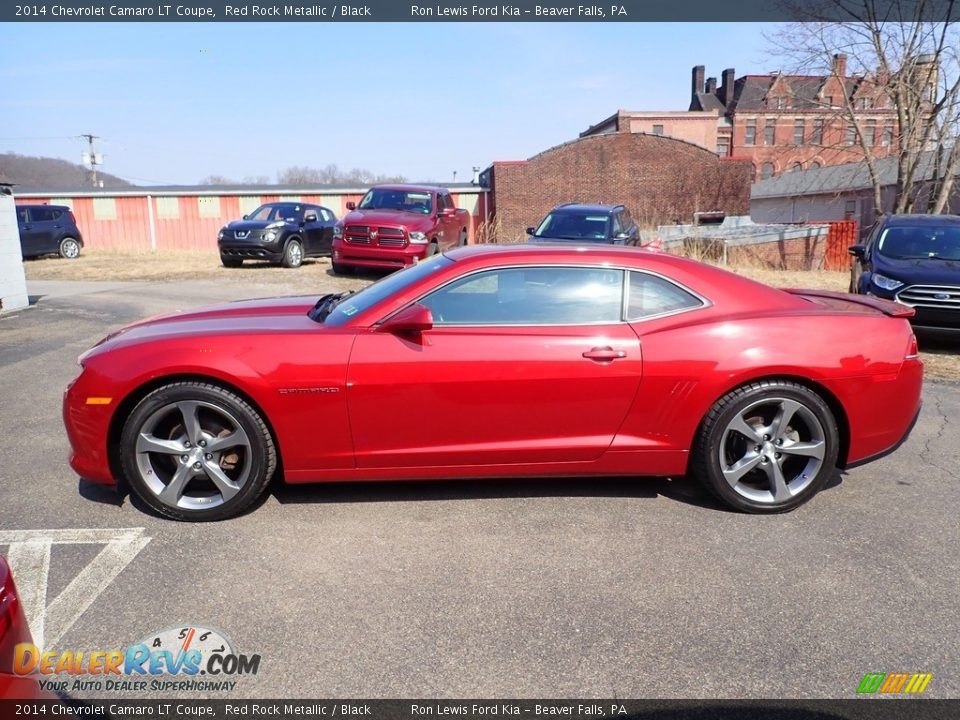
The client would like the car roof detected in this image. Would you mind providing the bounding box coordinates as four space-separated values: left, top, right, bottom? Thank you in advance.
882 214 960 226
16 203 71 210
549 203 621 214
370 184 443 193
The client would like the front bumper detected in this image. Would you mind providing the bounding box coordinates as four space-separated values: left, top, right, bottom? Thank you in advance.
63 370 117 485
332 240 429 270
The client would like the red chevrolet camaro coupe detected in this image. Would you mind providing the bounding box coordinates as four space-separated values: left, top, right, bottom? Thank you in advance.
63 245 923 521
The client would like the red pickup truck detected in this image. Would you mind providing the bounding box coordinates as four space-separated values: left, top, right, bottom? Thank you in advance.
331 184 470 274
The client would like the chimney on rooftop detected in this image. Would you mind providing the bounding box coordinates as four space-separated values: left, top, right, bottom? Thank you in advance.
692 65 705 102
705 77 717 95
832 53 848 77
720 68 735 108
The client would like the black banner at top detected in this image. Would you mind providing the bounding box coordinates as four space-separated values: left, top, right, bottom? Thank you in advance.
3 0 960 22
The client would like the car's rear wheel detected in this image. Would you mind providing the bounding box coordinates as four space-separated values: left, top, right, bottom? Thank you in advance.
59 237 81 259
220 255 243 268
428 241 439 256
120 382 277 521
692 380 839 513
281 239 303 268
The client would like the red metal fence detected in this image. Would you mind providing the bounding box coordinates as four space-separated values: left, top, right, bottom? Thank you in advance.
823 220 857 271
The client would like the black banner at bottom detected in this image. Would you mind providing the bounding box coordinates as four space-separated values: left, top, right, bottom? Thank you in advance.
1 700 957 720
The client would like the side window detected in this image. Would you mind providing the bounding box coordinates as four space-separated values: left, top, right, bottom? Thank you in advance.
620 209 634 231
627 271 703 320
320 208 334 222
421 266 624 325
31 207 55 222
17 208 28 224
440 194 453 211
612 212 625 236
51 209 63 221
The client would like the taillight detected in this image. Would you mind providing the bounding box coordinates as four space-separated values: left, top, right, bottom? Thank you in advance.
0 567 17 647
906 334 919 359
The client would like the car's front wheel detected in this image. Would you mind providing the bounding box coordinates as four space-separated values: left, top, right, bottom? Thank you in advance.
221 255 243 268
59 237 81 259
120 382 277 521
281 239 303 268
692 380 839 513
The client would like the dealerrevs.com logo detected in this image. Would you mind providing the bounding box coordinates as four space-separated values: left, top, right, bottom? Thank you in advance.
857 672 933 695
13 625 260 693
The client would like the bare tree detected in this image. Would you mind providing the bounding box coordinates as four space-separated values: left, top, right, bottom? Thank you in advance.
769 1 960 214
277 164 407 185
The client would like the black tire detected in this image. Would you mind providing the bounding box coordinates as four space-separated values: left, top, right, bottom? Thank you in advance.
427 241 439 256
59 237 81 259
221 255 243 268
120 382 277 522
281 238 303 268
331 260 354 275
458 229 468 246
691 380 839 514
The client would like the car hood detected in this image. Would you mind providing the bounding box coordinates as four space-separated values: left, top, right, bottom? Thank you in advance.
341 209 433 229
86 296 324 355
223 219 289 232
875 254 960 285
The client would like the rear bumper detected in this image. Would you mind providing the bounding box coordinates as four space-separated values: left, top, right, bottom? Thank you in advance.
845 401 921 470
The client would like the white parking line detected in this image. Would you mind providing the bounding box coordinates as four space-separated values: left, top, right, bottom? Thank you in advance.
2 528 151 649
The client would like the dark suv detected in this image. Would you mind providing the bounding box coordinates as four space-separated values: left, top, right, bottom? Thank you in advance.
16 204 84 259
526 203 639 245
850 213 960 330
218 202 337 268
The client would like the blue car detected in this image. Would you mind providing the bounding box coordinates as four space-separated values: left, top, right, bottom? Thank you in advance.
849 214 960 330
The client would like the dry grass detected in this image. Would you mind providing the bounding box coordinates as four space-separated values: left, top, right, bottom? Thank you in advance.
22 248 369 295
22 249 959 381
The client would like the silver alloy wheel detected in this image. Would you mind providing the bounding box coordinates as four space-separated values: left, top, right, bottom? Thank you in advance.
133 400 252 511
287 241 302 266
718 396 826 504
60 238 80 258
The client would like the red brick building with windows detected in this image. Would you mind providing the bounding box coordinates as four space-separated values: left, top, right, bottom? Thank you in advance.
690 55 914 180
482 132 753 240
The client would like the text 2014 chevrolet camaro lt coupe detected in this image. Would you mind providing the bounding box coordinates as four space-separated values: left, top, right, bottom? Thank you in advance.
63 245 923 521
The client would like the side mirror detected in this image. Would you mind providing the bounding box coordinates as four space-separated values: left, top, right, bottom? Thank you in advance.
304 213 318 223
346 201 356 211
848 244 866 259
379 303 434 334
615 232 630 240
439 207 456 218
525 227 536 235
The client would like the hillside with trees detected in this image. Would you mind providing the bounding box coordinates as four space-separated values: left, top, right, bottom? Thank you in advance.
0 152 132 189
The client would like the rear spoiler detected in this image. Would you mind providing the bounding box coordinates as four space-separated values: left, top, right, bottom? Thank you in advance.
783 288 916 318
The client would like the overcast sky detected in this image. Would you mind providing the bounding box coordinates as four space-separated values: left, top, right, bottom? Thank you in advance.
0 22 784 185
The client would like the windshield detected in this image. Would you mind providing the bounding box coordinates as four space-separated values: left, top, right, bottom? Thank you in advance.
246 204 303 223
877 225 960 260
535 212 610 241
357 189 434 214
322 254 454 326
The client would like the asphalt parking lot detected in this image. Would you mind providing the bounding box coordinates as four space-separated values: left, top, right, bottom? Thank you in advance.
1 277 958 699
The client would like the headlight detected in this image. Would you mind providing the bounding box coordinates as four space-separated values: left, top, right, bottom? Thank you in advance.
218 231 225 240
333 226 343 238
872 273 903 291
409 231 428 244
264 231 277 242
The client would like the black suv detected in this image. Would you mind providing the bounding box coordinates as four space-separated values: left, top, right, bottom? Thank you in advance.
526 203 639 245
17 204 84 259
218 202 338 268
850 213 960 330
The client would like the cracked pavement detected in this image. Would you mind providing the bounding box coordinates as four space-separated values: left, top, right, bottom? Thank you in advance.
0 279 957 699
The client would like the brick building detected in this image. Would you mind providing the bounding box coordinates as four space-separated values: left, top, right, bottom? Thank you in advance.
690 55 916 180
481 132 753 241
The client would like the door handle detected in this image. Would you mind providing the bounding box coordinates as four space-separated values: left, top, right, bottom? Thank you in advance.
582 347 627 361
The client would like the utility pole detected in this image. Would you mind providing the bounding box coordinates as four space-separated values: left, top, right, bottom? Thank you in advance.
80 134 102 187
